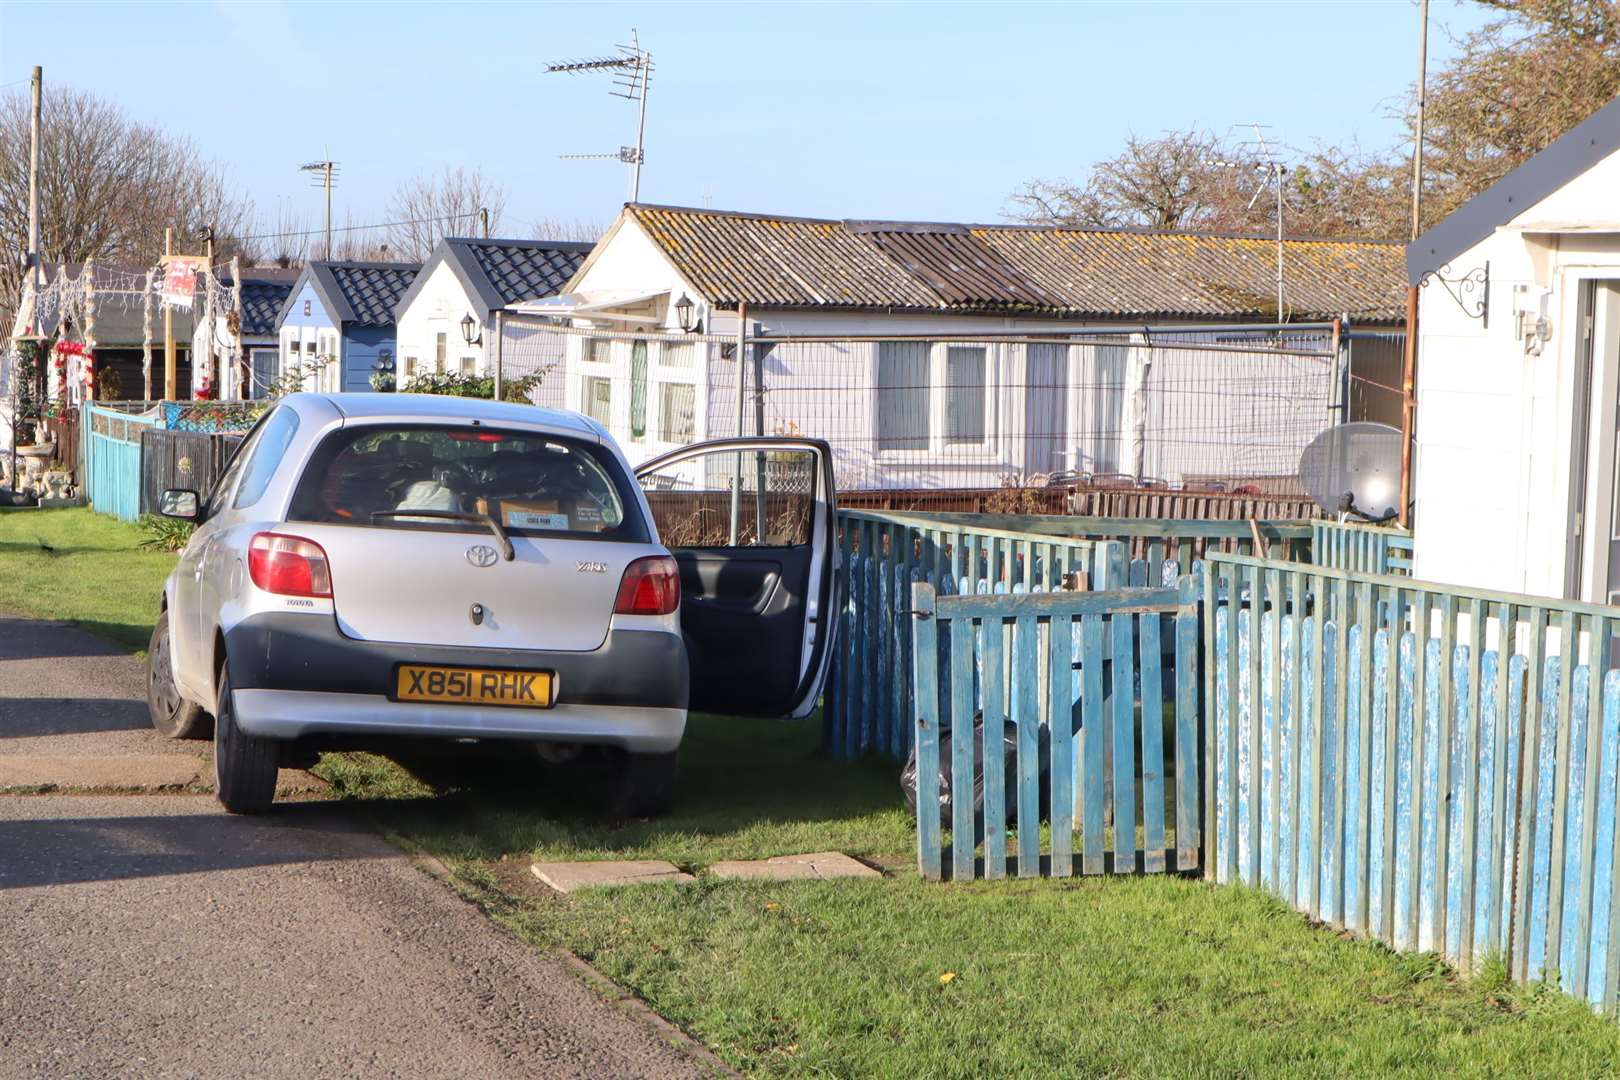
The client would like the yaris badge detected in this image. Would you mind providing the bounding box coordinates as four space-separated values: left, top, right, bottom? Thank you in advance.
576 560 608 573
466 544 500 568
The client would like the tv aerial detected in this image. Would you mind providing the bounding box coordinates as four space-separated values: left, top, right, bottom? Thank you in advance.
547 29 652 201
1298 422 1402 522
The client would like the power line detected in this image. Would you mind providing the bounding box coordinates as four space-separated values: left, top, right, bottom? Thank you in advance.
231 210 481 244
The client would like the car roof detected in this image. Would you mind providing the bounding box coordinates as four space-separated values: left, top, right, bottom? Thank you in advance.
279 392 600 439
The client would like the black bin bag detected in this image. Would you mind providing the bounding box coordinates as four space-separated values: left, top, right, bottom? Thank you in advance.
900 715 1051 843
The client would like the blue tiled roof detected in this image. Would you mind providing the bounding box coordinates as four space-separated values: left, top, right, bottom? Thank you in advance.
455 239 592 306
239 280 294 336
324 262 419 326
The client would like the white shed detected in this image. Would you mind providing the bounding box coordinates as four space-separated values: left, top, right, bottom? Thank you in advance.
1408 94 1620 601
392 237 591 384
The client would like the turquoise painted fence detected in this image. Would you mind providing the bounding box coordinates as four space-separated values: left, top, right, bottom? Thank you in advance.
871 510 1313 577
824 510 1127 760
1207 552 1620 1012
1311 520 1413 575
908 567 1202 880
85 404 164 523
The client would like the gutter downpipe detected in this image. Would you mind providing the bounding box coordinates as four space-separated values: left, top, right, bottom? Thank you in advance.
1398 284 1418 529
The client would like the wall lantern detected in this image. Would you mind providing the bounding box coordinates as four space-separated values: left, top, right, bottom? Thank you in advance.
674 293 696 333
460 313 482 347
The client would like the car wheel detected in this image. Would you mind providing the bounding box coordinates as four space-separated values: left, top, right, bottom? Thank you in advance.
213 663 279 814
608 749 679 818
146 615 210 740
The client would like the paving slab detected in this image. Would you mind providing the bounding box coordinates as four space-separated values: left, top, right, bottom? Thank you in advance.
706 851 883 881
531 859 695 893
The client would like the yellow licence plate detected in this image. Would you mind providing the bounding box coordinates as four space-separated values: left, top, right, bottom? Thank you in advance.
393 665 555 708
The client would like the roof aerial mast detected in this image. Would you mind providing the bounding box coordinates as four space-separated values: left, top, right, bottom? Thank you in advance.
547 29 653 202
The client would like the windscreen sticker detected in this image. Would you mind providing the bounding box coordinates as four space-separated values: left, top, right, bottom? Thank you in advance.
505 510 572 530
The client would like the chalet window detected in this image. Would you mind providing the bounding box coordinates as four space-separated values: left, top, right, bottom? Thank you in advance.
944 346 987 445
875 341 929 451
661 342 694 368
587 338 612 365
435 333 446 374
403 356 417 379
583 376 612 426
629 341 648 440
460 356 475 376
659 382 696 443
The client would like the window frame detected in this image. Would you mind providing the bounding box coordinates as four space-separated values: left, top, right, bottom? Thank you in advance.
871 341 998 458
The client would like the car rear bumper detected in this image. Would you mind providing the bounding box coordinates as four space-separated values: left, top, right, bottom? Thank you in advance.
221 612 688 750
231 690 685 752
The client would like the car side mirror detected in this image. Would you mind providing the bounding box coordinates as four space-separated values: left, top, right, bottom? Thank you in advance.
159 489 200 521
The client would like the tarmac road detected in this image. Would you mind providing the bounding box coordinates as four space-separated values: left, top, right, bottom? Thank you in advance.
0 619 712 1080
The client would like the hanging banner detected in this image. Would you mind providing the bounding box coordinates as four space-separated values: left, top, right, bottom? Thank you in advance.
160 255 208 309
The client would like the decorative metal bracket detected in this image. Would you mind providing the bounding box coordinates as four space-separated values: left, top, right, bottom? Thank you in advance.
1419 260 1489 328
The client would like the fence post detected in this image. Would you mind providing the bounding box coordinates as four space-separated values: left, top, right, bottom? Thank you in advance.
912 582 941 880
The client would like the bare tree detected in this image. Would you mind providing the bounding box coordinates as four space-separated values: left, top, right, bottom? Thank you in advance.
1006 130 1270 232
0 84 248 329
1416 0 1620 227
385 167 507 261
236 202 312 268
523 216 607 244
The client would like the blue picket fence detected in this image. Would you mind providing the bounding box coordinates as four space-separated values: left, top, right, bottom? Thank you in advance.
908 568 1202 881
84 404 164 522
1207 552 1620 1012
1311 519 1413 576
824 510 1127 761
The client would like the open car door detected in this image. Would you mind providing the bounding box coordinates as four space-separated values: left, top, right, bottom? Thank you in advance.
634 438 840 720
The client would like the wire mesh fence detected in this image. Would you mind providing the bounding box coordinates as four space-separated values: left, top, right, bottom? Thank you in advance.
497 318 1385 494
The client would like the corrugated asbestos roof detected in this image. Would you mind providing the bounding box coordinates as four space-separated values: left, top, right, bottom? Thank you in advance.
320 261 420 327
628 204 1406 322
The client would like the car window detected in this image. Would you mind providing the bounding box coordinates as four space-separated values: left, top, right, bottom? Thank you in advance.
202 408 274 521
233 407 301 509
637 446 816 547
287 425 648 541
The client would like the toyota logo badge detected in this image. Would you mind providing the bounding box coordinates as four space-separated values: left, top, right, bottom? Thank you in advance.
466 544 499 568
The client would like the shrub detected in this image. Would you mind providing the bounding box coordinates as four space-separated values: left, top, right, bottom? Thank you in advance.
399 370 546 404
137 514 195 553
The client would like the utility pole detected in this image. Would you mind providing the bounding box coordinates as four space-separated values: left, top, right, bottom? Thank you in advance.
27 67 40 296
1411 0 1429 242
479 207 490 239
163 228 176 401
300 160 338 258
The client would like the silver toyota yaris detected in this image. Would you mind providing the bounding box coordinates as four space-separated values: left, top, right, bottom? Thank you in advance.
147 393 839 815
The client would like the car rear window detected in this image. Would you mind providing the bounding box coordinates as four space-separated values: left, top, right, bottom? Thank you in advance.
287 424 648 541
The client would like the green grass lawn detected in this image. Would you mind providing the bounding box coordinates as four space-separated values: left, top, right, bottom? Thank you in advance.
9 507 1620 1077
0 507 173 651
339 719 1620 1080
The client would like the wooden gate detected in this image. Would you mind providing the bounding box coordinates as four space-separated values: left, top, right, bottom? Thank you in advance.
909 568 1202 880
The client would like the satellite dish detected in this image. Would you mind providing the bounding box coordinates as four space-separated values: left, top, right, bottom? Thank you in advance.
1298 422 1402 522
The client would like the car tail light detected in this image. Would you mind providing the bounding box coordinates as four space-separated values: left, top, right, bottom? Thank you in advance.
248 533 332 598
614 555 680 616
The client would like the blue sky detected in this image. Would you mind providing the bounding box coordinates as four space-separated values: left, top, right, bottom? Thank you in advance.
0 0 1493 243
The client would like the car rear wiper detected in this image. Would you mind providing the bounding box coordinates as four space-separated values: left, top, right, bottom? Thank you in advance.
370 509 515 561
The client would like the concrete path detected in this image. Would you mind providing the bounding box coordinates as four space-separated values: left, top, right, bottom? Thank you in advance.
0 617 713 1079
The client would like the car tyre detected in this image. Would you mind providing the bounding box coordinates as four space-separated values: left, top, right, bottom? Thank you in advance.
147 615 210 740
213 663 279 814
608 749 679 818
